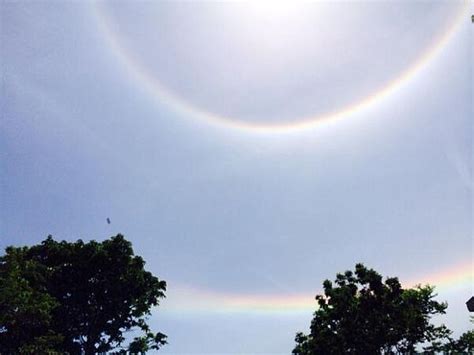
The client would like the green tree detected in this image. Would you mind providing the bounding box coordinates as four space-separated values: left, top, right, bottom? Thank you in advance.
0 246 63 353
454 328 474 352
0 234 167 354
293 263 450 354
431 317 474 353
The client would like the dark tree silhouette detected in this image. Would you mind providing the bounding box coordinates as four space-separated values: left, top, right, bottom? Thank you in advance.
0 234 166 354
294 263 451 354
453 327 474 352
427 317 474 353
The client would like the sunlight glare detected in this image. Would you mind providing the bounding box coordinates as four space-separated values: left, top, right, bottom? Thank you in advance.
243 0 307 20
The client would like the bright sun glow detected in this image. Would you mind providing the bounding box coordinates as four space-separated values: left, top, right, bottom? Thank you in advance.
242 0 309 19
230 0 328 26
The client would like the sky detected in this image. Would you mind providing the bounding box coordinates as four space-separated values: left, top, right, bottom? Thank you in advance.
1 1 473 353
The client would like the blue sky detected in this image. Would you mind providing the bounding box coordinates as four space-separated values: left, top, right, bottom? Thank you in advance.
1 1 472 353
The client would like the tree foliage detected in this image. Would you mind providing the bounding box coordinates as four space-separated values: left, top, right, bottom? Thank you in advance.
293 263 451 354
427 317 474 354
0 246 62 353
0 234 166 354
453 328 474 352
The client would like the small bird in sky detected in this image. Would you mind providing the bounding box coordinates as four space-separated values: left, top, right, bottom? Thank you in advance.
106 218 111 225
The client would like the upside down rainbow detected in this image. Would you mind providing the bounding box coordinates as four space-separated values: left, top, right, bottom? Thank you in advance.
93 2 469 134
162 260 472 314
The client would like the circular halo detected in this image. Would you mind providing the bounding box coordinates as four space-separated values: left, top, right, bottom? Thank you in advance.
93 3 468 134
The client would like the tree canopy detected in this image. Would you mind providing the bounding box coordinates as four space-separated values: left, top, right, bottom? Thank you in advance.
293 263 453 354
0 234 167 354
427 318 474 354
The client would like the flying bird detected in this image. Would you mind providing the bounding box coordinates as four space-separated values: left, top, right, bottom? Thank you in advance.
106 218 111 224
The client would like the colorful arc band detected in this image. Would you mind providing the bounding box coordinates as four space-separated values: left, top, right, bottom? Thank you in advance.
161 260 472 314
93 3 469 134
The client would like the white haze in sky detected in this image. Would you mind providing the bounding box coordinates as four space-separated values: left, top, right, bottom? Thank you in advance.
1 1 472 353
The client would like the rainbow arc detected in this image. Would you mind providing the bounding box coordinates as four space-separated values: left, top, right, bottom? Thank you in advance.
162 260 472 314
94 3 469 134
